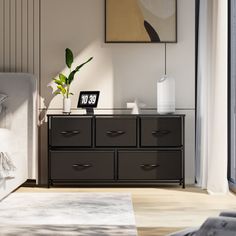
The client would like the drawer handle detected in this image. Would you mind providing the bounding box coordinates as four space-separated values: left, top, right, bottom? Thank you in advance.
72 164 92 168
140 164 160 168
152 130 170 136
106 130 126 136
60 130 80 136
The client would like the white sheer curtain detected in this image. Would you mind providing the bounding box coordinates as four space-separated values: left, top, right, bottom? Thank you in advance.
196 0 228 194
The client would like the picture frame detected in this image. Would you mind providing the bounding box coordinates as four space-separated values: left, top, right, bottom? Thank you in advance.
105 0 177 43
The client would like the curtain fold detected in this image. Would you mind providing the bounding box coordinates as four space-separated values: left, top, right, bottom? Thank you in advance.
196 0 228 194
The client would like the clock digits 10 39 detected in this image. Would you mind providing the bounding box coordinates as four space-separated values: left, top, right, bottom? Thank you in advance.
81 94 97 105
78 91 100 108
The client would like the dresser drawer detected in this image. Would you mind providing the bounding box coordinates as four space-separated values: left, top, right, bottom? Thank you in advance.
49 117 92 147
96 117 137 147
118 151 182 180
140 117 182 147
50 151 114 180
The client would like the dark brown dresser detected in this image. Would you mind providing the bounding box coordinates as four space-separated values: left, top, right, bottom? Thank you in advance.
47 114 185 187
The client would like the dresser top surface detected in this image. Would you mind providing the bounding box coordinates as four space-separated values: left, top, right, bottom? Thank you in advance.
46 109 185 117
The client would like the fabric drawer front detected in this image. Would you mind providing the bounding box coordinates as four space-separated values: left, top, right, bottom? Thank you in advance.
118 151 182 180
50 151 114 180
50 117 92 147
96 117 137 147
140 117 182 147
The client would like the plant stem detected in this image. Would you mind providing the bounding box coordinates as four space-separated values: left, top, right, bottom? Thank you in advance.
66 67 72 98
67 85 70 98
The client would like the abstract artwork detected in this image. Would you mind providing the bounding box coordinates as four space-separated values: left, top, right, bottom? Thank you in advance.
105 0 177 43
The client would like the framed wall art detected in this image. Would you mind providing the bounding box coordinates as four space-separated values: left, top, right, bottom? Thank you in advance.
105 0 177 43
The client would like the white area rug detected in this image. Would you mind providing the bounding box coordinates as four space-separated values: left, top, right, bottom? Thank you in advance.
0 192 137 236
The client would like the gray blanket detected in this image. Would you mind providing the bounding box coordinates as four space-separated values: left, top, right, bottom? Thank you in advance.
168 212 236 236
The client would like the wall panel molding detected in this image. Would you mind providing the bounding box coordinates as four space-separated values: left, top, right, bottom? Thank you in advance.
4 0 10 71
0 0 40 78
0 0 4 69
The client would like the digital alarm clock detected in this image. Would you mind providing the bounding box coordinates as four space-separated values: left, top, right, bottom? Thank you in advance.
77 91 100 114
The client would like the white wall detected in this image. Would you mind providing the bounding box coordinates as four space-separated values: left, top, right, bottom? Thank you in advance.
39 0 195 184
40 0 195 110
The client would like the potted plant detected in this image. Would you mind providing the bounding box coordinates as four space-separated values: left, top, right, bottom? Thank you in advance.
52 48 93 113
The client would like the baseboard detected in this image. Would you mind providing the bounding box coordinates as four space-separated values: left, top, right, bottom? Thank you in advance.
185 178 195 185
21 179 50 188
21 179 37 187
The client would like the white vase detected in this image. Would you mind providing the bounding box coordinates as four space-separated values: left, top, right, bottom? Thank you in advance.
63 97 71 113
157 75 175 114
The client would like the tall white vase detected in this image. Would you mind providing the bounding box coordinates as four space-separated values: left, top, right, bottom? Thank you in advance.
63 97 71 113
157 75 175 114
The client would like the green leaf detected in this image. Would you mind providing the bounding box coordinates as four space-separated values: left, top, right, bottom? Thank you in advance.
54 79 63 85
59 73 67 84
57 85 66 94
54 91 61 95
65 48 73 69
68 70 77 84
75 57 93 72
66 57 93 85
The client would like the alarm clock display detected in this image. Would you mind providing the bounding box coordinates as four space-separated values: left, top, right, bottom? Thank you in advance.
77 91 100 108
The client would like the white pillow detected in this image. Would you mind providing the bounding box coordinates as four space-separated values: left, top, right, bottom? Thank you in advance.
0 94 7 113
0 94 7 104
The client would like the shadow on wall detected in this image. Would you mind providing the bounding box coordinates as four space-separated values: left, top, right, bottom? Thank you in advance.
40 0 110 113
39 40 115 124
39 86 56 124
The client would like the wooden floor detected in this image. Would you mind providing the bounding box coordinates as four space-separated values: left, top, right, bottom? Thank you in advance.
18 186 236 236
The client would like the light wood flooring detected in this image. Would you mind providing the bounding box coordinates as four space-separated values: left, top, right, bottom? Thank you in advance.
18 186 236 236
